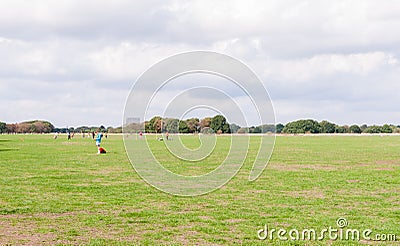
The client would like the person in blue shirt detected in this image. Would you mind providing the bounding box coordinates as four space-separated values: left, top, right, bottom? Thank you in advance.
95 130 103 154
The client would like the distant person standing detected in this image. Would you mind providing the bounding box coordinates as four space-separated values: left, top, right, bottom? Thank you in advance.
67 131 71 140
92 131 95 139
95 131 103 154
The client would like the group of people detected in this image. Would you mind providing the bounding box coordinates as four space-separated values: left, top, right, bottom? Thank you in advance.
53 130 107 154
82 131 107 139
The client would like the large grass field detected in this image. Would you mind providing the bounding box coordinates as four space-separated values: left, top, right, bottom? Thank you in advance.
0 134 399 245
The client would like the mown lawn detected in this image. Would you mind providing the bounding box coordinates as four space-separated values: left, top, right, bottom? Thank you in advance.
0 134 399 245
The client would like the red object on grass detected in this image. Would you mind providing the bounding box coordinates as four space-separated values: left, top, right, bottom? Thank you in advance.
99 147 106 153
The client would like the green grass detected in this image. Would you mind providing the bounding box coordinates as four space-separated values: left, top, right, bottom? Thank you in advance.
0 134 399 245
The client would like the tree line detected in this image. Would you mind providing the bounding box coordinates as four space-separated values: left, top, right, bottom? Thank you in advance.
124 115 231 134
1 118 399 134
0 120 112 134
280 119 400 134
0 120 54 134
124 117 400 134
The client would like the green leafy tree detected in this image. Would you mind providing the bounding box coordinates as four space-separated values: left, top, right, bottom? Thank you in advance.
319 120 336 133
108 126 122 133
260 124 275 133
76 126 90 133
360 124 368 132
283 119 320 134
249 126 261 133
210 115 230 133
144 121 151 133
186 118 200 133
0 122 6 133
363 125 382 133
335 125 349 133
276 123 284 133
349 125 361 133
148 116 162 133
179 120 189 133
229 123 241 133
28 123 36 133
164 118 179 133
381 124 393 133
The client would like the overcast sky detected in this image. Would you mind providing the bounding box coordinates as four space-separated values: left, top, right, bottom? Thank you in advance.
1 0 400 127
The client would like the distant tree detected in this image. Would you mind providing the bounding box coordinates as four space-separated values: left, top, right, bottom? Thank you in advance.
349 125 361 134
335 125 349 133
210 115 230 133
200 117 212 129
200 127 214 134
391 125 400 133
124 123 143 133
108 126 122 133
360 124 368 132
178 120 189 133
283 119 320 134
250 126 262 133
76 126 90 133
186 118 200 133
229 123 241 133
363 125 382 133
89 126 99 132
319 120 336 133
144 121 151 133
28 123 36 133
260 124 275 133
237 128 248 134
5 123 17 133
0 122 6 133
17 123 30 133
148 116 162 133
26 120 54 133
43 121 54 133
33 121 45 133
164 118 179 133
381 124 393 133
276 123 284 133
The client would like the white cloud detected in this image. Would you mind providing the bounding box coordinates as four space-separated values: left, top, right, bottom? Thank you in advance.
266 52 399 82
